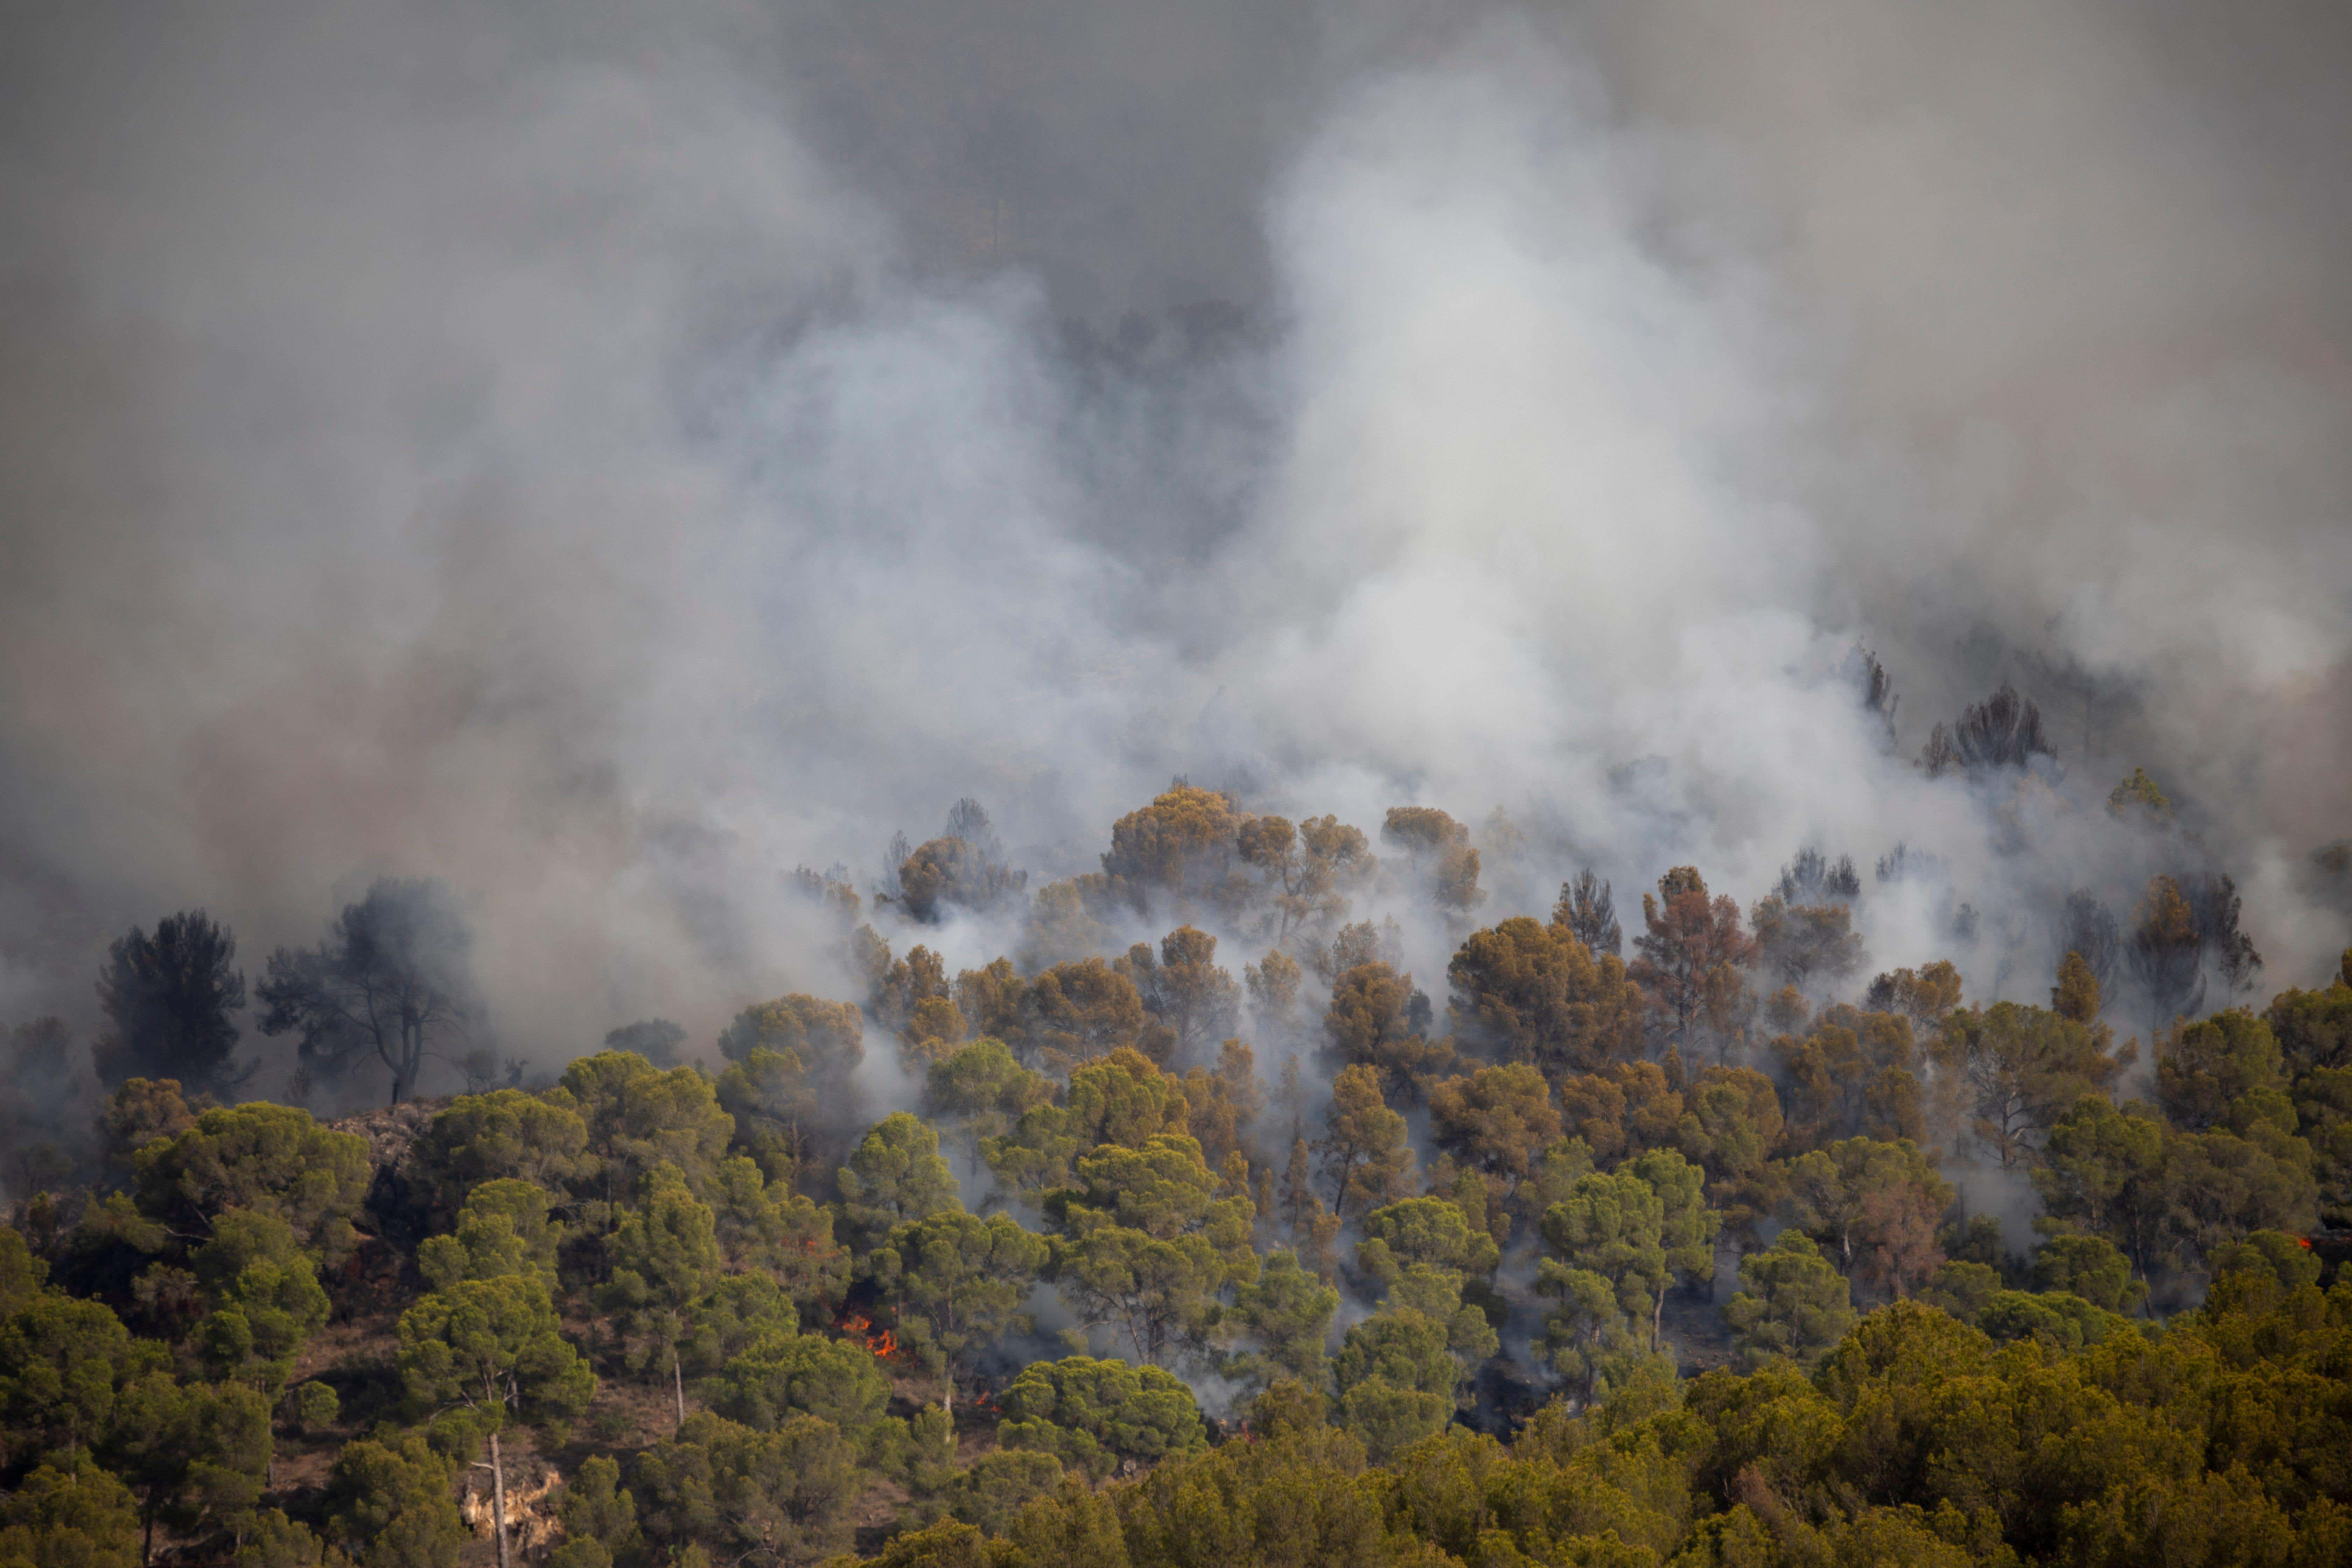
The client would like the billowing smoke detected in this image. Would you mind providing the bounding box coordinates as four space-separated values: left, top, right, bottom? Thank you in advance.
1 0 2346 1100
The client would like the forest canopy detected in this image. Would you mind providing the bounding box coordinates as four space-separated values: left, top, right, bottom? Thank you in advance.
0 757 2347 1568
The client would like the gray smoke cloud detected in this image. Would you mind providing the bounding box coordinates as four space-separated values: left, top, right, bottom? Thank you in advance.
1 0 2346 1099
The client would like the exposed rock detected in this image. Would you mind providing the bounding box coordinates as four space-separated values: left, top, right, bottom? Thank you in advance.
329 1098 445 1175
331 1098 450 1248
461 1455 564 1557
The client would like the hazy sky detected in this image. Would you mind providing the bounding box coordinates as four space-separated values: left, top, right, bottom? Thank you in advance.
2 0 2346 1082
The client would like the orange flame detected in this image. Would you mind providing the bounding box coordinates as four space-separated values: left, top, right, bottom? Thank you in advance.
837 1312 907 1362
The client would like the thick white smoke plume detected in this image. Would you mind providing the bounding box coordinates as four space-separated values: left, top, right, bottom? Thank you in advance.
0 1 2346 1095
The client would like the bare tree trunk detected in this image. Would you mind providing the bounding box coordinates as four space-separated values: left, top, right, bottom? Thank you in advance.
489 1429 511 1568
673 1346 686 1429
401 1018 423 1104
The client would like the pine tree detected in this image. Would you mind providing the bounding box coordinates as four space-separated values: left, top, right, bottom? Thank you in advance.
599 1163 720 1427
398 1274 594 1568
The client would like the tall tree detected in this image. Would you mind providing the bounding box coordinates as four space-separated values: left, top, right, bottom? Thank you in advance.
713 1047 821 1189
1773 1010 1928 1150
323 1432 469 1568
2032 1096 2171 1281
190 1209 330 1393
1554 1061 1685 1166
1016 882 1112 972
1243 948 1305 1044
1313 1066 1413 1222
2153 1010 2287 1133
93 912 249 1094
2060 891 2122 997
1932 1002 2127 1168
1864 961 1964 1027
559 1051 735 1217
411 1090 589 1222
980 1048 1189 1201
1629 1148 1722 1336
397 1274 594 1568
1323 961 1446 1105
1779 1138 1953 1300
1539 1169 1668 1350
1048 1135 1255 1365
0 1459 144 1568
631 1410 860 1568
1554 871 1622 957
2 1018 82 1195
602 1019 685 1068
1238 814 1374 945
696 1330 889 1439
836 1113 960 1253
2267 954 2352 1082
132 1102 371 1256
255 878 474 1105
1917 683 2052 777
716 995 863 1090
1177 1039 1262 1168
1380 808 1484 914
1630 868 1757 1046
1132 927 1240 1064
1354 1196 1500 1288
705 1157 848 1310
1748 897 1867 991
546 1456 640 1568
104 1371 270 1567
922 1038 1053 1155
2129 875 2205 1032
1720 1232 1854 1369
1426 1063 1561 1223
888 825 1025 923
994 1357 1206 1480
1447 916 1647 1074
2052 951 2102 1024
1849 645 1900 748
1331 1309 1463 1459
2187 873 2264 1000
1675 1065 1786 1254
1011 958 1151 1072
600 1163 721 1427
2107 765 2173 822
1225 1250 1339 1394
1776 849 1861 906
870 1211 1048 1414
1276 1133 1340 1281
1098 783 1251 918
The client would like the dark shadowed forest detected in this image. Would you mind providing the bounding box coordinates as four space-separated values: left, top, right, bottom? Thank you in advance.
2 711 2350 1566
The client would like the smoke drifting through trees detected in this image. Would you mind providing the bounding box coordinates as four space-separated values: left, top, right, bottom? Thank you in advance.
0 0 2346 1071
0 29 2348 1539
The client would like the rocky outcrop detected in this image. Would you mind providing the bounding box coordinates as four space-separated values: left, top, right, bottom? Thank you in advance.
328 1098 443 1174
330 1097 449 1250
461 1456 564 1557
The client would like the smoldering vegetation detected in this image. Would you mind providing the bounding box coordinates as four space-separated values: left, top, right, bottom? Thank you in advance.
0 2 2350 1564
0 751 2347 1566
1 0 2348 1054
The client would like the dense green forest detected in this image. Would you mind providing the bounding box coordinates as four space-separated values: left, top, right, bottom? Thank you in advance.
1 742 2349 1568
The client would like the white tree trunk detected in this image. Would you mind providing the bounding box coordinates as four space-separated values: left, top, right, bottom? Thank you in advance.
489 1429 511 1568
